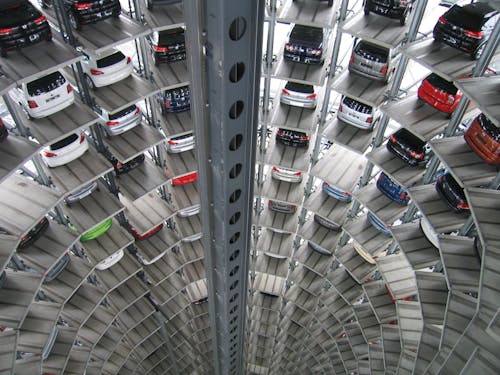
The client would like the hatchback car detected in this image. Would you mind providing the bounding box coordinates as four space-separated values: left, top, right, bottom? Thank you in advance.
435 172 469 213
367 211 391 235
80 218 113 241
0 0 52 57
313 214 341 232
271 166 303 183
82 48 133 89
464 113 500 165
148 27 186 66
284 24 327 65
268 199 297 214
13 70 75 119
0 119 8 142
417 73 462 114
166 132 195 153
376 172 409 204
322 181 352 202
64 181 99 205
108 153 145 175
307 241 332 255
348 39 398 83
97 104 142 136
337 95 378 130
386 128 429 167
280 81 317 109
157 86 191 113
364 0 415 25
127 222 163 241
433 2 498 59
276 128 309 148
95 249 124 270
41 132 88 168
171 171 198 186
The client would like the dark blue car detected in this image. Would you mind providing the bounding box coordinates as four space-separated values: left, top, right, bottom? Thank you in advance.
376 172 409 204
158 86 191 113
367 212 392 235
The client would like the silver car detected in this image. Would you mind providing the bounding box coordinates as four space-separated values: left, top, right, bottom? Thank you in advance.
348 39 399 83
268 199 297 214
337 95 378 130
166 132 195 153
280 81 317 109
271 166 303 183
98 104 142 136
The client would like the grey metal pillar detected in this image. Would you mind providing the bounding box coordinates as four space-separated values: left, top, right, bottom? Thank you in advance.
184 1 265 374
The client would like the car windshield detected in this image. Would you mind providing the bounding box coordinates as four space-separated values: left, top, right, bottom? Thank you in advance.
0 1 38 28
26 72 66 96
158 28 185 45
479 114 500 141
426 73 458 95
445 5 491 31
284 81 314 94
109 105 136 120
96 51 126 68
356 41 388 63
290 25 323 43
50 133 78 150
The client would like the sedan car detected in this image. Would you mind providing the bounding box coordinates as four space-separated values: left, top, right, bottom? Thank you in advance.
41 132 88 168
268 199 297 214
271 166 303 183
276 128 309 148
313 214 341 231
80 218 113 241
435 172 469 213
464 113 499 165
148 27 186 65
417 73 462 114
166 132 195 153
322 181 352 202
82 48 133 89
386 128 429 167
337 95 378 130
97 104 142 136
157 86 191 113
367 211 391 235
376 172 409 204
95 249 124 270
280 81 317 109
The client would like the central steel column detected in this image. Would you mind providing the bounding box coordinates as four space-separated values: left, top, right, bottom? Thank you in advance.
184 1 265 374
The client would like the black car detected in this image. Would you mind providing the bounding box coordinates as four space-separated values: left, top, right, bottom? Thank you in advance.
149 27 186 65
386 128 429 167
157 85 191 113
39 0 121 30
364 0 414 26
433 2 499 60
107 153 145 176
435 172 469 213
0 0 52 57
0 216 50 249
276 128 309 148
284 24 326 65
0 119 8 141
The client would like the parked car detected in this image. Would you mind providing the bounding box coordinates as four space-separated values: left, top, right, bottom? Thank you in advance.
6 216 50 249
363 0 415 26
337 95 378 130
43 252 70 282
284 24 327 65
376 172 409 204
181 232 203 243
313 214 341 231
97 104 142 136
81 48 133 89
157 86 191 113
80 218 113 241
367 211 391 235
464 113 500 165
348 39 399 83
386 127 429 167
41 132 88 168
417 73 462 114
95 249 124 270
0 119 8 141
148 27 186 66
127 222 163 241
276 128 309 148
64 181 99 205
12 70 74 119
433 2 498 59
166 132 195 153
322 181 352 202
435 171 469 213
271 166 303 183
177 204 201 218
0 0 52 57
144 0 181 10
107 153 145 176
268 199 297 214
171 171 198 186
420 216 439 248
307 241 332 255
280 81 317 109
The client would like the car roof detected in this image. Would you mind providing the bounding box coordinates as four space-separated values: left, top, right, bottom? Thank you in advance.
460 2 497 17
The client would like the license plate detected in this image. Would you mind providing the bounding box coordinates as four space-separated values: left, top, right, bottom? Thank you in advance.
292 56 301 62
105 10 113 16
444 35 457 45
46 94 60 103
29 33 39 42
360 62 371 68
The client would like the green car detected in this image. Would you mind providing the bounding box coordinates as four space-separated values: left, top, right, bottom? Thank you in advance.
80 218 113 242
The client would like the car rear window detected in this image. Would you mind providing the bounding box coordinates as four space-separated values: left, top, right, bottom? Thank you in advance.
96 51 126 68
27 71 66 96
158 28 185 45
284 81 314 94
478 114 500 141
355 41 388 63
109 105 137 120
445 5 491 31
50 133 78 150
395 128 426 150
290 25 323 43
0 1 38 28
425 73 458 95
165 86 190 99
342 96 372 113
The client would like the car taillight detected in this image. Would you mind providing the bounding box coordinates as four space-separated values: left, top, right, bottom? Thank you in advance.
168 140 178 145
172 172 198 185
106 121 119 126
282 89 290 95
126 56 131 64
28 100 38 108
90 69 104 75
285 43 293 51
134 108 140 115
410 151 423 160
367 117 373 123
310 49 322 56
75 3 92 10
43 151 57 157
272 166 279 172
349 54 354 63
268 200 274 205
35 15 47 25
389 135 396 143
400 0 407 6
153 46 169 52
299 134 309 141
79 133 85 143
306 93 317 99
380 65 388 74
438 16 446 25
294 171 302 176
457 202 469 210
338 104 343 112
342 192 352 196
400 192 407 199
465 30 483 39
0 28 13 35
277 129 284 136
447 95 455 105
116 162 123 169
67 84 73 93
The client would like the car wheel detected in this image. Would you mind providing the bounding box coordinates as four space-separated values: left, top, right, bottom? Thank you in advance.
68 11 80 30
85 74 96 90
472 44 484 60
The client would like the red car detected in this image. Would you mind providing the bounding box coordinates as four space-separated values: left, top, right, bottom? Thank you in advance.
171 171 198 186
417 73 462 114
464 113 500 165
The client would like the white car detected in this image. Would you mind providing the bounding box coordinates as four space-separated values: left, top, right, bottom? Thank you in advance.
41 132 89 168
166 131 195 153
271 166 303 183
177 203 201 218
420 217 439 249
95 249 124 270
12 70 74 118
280 81 317 109
97 104 142 136
337 95 378 130
82 48 133 89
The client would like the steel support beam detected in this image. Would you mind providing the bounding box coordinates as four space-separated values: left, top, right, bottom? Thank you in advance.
184 1 264 374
